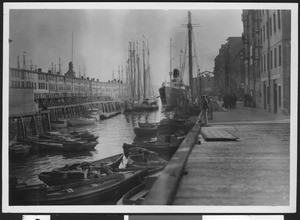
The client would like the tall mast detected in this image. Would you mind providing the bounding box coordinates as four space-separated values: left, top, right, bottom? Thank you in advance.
169 38 172 81
71 31 74 62
188 11 193 101
133 41 136 100
129 42 133 98
17 55 20 69
136 42 140 101
22 51 26 69
142 41 146 100
58 56 61 75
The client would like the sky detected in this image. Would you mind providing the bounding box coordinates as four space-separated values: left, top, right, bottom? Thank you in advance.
8 5 243 87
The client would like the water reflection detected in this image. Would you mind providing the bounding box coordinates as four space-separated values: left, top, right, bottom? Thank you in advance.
9 107 172 184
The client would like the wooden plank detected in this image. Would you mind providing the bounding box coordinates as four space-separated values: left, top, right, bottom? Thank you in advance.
142 121 201 205
201 127 238 141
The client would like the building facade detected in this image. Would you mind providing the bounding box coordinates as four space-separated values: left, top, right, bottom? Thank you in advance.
242 10 291 115
9 67 128 116
213 37 244 100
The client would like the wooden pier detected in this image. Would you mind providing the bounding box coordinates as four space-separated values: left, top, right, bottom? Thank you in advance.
142 107 291 206
9 100 127 140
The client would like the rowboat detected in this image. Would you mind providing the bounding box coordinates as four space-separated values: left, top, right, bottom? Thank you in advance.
50 119 68 128
133 126 157 137
123 141 180 161
40 131 99 143
117 170 161 205
26 136 97 152
68 117 96 126
126 147 167 175
9 143 30 157
38 153 124 186
99 111 121 120
138 122 158 128
16 168 148 205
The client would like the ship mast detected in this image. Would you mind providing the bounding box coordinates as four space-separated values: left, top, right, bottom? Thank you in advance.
136 42 140 101
169 38 172 81
188 11 194 101
142 40 146 100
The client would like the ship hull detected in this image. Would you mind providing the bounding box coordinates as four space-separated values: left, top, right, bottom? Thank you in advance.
159 85 189 110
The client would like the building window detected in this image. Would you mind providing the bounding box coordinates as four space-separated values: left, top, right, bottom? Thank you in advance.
279 45 282 66
270 50 273 69
269 18 272 36
278 10 281 29
274 48 277 68
261 56 263 72
273 13 276 33
264 54 266 72
278 85 281 107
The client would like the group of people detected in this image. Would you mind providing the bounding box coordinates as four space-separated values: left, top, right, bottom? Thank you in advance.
222 93 238 109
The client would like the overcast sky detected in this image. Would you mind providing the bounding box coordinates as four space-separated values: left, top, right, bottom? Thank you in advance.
8 7 243 86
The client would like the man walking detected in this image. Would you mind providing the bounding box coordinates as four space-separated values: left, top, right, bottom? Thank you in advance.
200 95 209 126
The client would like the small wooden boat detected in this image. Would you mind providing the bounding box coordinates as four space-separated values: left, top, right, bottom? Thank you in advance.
123 139 182 161
126 147 167 175
9 178 48 205
138 122 158 128
50 119 68 128
99 111 121 120
38 153 124 186
133 126 157 137
9 143 30 157
68 117 96 126
133 101 159 111
117 170 161 205
17 168 148 205
26 136 97 152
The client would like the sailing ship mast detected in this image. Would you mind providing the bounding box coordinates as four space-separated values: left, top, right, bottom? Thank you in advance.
169 38 172 81
142 41 146 101
188 11 194 101
136 42 141 101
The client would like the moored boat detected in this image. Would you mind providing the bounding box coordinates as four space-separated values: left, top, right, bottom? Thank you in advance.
68 117 96 126
99 111 121 120
38 153 124 186
117 171 161 205
15 168 148 205
138 122 158 128
133 126 157 137
125 147 167 175
123 137 182 161
9 143 30 157
50 118 68 128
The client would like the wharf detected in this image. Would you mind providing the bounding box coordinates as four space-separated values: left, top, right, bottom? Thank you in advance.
142 105 291 206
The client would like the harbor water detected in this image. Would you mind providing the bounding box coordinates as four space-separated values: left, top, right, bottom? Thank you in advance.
9 106 174 185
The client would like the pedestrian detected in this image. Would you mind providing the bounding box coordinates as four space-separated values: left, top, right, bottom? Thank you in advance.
208 97 214 120
233 93 238 108
199 95 208 126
